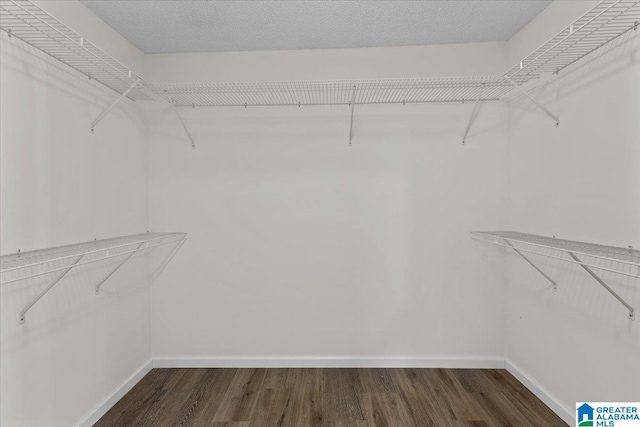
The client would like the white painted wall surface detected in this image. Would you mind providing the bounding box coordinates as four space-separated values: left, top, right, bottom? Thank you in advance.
0 25 150 427
143 41 507 83
146 44 510 362
503 0 640 419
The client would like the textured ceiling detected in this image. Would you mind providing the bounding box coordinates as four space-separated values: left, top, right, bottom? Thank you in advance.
81 1 553 54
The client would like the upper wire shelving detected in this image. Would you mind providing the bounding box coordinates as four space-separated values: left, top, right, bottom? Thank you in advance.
2 0 637 108
0 0 638 143
153 76 517 108
471 231 640 320
0 0 153 101
504 0 640 81
152 0 640 108
1 232 187 324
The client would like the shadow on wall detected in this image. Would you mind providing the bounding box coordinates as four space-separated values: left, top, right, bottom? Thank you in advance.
472 239 640 343
0 32 145 135
508 27 640 120
146 100 510 155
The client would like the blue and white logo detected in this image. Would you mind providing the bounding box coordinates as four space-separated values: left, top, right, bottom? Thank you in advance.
578 403 595 426
576 402 640 427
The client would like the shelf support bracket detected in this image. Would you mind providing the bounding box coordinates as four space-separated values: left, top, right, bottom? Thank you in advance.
150 237 187 283
95 242 146 294
90 79 141 133
566 251 635 320
462 84 485 145
502 238 557 291
19 254 84 324
505 76 559 127
349 86 356 145
170 102 196 149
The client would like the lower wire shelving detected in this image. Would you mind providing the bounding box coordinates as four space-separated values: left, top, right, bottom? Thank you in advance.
471 231 639 320
0 232 187 324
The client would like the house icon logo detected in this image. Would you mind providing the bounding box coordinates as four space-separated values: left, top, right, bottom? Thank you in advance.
577 403 594 426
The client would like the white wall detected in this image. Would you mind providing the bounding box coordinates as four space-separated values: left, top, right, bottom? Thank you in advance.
146 44 510 363
0 10 151 427
143 42 508 83
504 0 640 420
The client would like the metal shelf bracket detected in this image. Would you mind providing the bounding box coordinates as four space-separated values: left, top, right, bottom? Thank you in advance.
95 241 145 294
150 237 187 283
505 76 560 127
567 251 635 320
462 84 486 145
349 86 356 145
90 79 141 133
170 102 196 149
502 238 557 291
19 254 83 324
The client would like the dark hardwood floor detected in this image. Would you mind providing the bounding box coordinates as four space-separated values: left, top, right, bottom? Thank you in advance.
95 368 567 426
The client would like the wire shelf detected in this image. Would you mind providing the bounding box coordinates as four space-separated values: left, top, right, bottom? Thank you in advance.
1 232 185 280
472 231 640 267
1 0 638 108
153 76 518 108
1 232 187 324
0 0 153 101
504 0 640 80
154 0 640 107
471 231 639 319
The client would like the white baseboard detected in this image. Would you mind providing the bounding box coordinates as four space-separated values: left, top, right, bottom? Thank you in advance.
76 359 153 427
505 360 573 426
152 357 505 369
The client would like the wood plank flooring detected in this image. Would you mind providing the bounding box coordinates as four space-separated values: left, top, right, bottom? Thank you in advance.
95 368 567 427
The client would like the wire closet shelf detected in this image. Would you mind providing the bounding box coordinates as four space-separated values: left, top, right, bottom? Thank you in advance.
0 0 153 101
1 232 187 324
154 76 517 108
153 0 640 107
1 0 638 108
471 231 639 320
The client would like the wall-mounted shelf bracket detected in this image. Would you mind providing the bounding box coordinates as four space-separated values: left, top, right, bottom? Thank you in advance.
90 79 141 133
170 102 196 149
95 241 146 294
348 86 356 145
505 76 559 127
150 237 187 283
19 254 83 324
567 251 635 320
501 238 557 291
462 84 486 145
